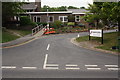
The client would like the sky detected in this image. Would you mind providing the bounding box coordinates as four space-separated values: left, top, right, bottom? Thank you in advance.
29 0 93 8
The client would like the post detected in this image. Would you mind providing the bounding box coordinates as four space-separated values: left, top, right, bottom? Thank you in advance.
47 7 49 30
101 29 103 44
89 29 91 40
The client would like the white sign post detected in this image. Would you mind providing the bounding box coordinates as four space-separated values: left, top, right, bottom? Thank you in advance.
89 29 103 44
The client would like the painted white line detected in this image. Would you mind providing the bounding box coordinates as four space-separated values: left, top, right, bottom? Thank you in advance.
108 68 119 71
1 66 16 69
22 67 37 69
43 54 48 69
105 65 118 67
46 64 59 67
66 64 78 67
45 67 59 69
87 68 101 70
85 65 98 67
46 44 50 50
77 34 80 37
66 68 80 70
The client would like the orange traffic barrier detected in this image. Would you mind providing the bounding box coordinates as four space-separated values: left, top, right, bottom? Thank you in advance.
45 31 56 34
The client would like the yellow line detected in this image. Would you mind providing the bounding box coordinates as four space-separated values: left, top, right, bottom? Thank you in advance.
1 38 36 49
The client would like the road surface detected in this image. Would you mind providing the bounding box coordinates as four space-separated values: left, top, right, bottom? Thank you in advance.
2 32 119 78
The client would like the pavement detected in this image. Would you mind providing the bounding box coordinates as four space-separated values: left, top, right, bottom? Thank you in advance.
2 29 119 78
1 28 45 48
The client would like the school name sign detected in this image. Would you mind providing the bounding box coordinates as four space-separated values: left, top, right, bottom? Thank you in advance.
90 30 102 37
89 29 103 44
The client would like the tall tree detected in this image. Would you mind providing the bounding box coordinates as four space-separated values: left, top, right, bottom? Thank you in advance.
2 2 24 27
68 6 79 9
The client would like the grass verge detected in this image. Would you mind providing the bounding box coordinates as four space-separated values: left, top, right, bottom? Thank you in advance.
2 31 20 43
76 32 118 52
2 29 31 43
8 29 31 37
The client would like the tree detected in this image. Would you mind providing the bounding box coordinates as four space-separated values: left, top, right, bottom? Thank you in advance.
83 2 119 29
68 6 79 9
2 2 24 27
83 4 101 28
41 5 50 12
57 6 67 11
100 2 118 28
80 7 85 9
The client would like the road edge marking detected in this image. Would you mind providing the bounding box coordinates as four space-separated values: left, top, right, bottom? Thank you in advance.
46 64 59 67
66 67 80 70
108 68 119 71
85 65 98 67
105 65 118 67
44 67 59 69
1 66 16 69
46 44 50 50
66 64 78 67
22 67 37 69
43 54 48 69
87 68 101 70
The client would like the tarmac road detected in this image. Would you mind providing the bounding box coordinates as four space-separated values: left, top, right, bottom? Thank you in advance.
2 31 119 78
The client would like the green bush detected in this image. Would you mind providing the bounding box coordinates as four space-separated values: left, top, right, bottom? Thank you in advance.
20 16 35 26
36 22 47 26
78 23 85 27
67 22 75 26
50 20 63 29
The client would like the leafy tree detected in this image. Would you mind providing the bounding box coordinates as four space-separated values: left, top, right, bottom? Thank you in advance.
83 2 119 29
83 4 101 28
2 2 24 27
80 7 85 9
68 6 79 9
100 2 118 27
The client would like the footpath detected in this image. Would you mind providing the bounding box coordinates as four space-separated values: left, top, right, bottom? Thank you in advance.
1 28 45 48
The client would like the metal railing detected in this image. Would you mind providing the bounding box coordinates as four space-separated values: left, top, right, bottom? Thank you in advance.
32 24 44 36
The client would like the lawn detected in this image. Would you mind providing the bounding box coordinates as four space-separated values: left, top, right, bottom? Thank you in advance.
76 32 118 52
8 29 31 37
2 29 31 43
2 31 20 43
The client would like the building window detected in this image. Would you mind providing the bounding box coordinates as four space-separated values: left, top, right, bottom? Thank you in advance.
59 16 68 22
33 16 41 22
49 16 54 22
75 15 80 22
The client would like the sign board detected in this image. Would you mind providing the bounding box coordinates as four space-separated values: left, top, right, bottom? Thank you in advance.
90 30 102 37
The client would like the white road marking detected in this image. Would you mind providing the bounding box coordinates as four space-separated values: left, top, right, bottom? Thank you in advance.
85 65 98 67
43 54 48 69
66 68 80 70
46 64 59 67
1 66 16 69
45 67 59 69
105 65 118 67
66 64 78 67
77 34 80 37
87 68 101 70
46 44 50 50
108 68 119 71
22 67 37 69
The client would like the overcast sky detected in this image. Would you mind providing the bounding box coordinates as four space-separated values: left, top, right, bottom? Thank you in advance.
29 0 93 8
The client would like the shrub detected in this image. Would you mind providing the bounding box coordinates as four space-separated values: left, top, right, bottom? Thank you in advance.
20 16 35 26
67 22 75 26
78 23 85 27
50 20 63 29
36 22 47 26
